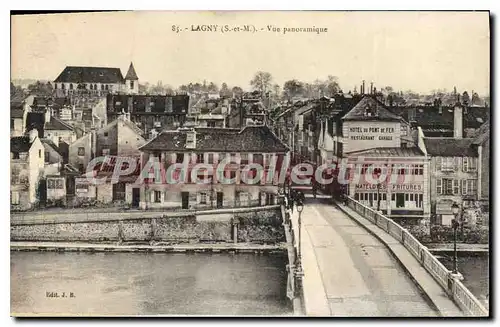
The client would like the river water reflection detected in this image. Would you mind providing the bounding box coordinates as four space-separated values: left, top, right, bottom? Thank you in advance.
11 251 291 316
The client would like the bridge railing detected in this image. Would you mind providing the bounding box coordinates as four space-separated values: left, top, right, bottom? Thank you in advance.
346 197 489 317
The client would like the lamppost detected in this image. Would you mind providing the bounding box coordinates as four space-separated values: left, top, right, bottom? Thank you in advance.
295 199 305 297
451 202 460 274
374 168 382 212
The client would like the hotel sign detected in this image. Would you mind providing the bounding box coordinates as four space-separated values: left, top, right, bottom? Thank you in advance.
349 126 395 141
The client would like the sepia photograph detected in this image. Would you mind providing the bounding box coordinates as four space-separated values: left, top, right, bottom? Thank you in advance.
9 10 490 317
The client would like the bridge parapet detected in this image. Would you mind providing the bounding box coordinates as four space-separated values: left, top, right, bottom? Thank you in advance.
347 197 489 317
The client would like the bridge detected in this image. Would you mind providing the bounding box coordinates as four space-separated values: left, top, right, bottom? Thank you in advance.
283 195 489 317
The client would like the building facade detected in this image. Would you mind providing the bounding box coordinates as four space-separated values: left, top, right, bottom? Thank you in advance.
53 62 139 96
135 125 289 210
10 129 45 211
106 94 190 136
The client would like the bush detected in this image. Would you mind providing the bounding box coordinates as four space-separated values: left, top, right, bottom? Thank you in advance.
430 225 489 244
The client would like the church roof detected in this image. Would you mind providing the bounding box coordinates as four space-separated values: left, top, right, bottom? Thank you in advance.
54 66 125 84
125 62 139 80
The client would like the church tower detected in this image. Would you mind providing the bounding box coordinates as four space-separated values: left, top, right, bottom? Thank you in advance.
125 62 139 94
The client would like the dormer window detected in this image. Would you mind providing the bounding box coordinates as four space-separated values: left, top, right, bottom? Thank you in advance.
186 130 196 149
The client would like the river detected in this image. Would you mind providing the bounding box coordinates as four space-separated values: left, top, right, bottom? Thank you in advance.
436 253 490 306
11 251 292 316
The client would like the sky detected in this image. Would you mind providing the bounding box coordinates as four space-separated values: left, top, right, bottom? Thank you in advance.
11 11 490 95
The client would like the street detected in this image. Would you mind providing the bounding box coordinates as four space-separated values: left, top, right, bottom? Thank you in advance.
294 198 439 316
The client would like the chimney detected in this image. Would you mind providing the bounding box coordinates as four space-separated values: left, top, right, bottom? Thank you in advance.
362 80 365 95
91 128 97 158
370 82 373 94
453 104 463 139
44 108 51 124
28 128 38 143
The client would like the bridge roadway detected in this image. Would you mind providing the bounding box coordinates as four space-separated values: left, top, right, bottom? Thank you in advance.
290 197 458 317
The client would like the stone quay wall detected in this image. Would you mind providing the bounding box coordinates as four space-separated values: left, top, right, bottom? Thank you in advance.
11 209 285 244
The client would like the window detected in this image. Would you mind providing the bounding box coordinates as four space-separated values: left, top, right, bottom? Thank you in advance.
196 153 204 163
409 194 414 201
154 191 162 203
453 179 460 195
54 84 57 90
176 153 184 163
39 149 42 158
441 157 457 171
438 178 454 195
44 151 50 162
78 147 85 156
463 157 477 172
207 153 214 164
253 153 264 165
391 194 395 201
130 81 134 89
102 149 110 155
101 84 104 90
70 84 73 90
401 143 408 148
105 85 109 90
200 192 207 204
416 194 423 208
354 193 359 200
11 191 19 205
61 84 65 90
104 132 108 137
94 84 97 90
12 152 20 159
240 153 249 165
462 179 478 195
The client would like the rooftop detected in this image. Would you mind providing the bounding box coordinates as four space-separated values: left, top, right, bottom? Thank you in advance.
124 62 139 81
140 125 288 153
54 66 125 84
423 138 477 157
45 117 74 131
342 96 403 122
11 136 32 154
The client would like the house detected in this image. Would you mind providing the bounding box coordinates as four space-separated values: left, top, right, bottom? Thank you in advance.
228 92 268 128
41 138 65 176
472 120 490 205
10 95 33 137
106 94 190 135
135 125 289 210
53 62 139 96
10 129 45 211
69 113 146 174
187 96 229 128
296 95 431 222
423 137 479 226
44 113 77 146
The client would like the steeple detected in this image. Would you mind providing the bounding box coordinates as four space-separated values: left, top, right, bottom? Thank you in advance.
125 62 139 80
124 62 139 94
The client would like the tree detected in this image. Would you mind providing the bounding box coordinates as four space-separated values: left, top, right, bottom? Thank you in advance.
232 86 243 97
250 71 272 96
471 92 481 106
220 83 231 97
462 91 470 106
325 75 340 96
207 82 218 93
27 81 53 96
283 79 305 100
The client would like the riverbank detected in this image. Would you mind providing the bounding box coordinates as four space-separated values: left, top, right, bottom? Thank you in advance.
10 241 287 254
425 243 489 253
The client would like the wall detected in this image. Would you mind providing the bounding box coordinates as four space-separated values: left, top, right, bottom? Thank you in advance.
11 209 284 243
69 133 92 172
28 138 45 204
11 118 24 137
